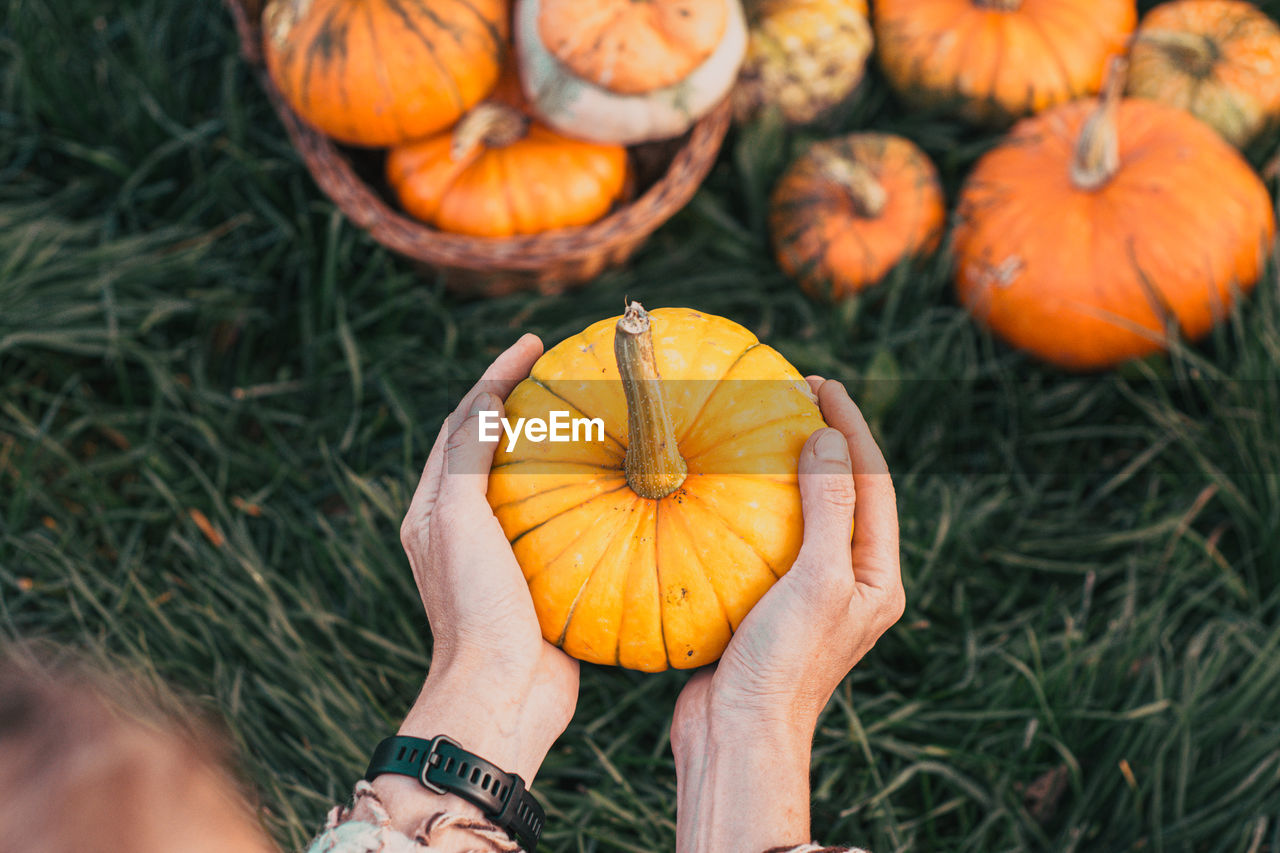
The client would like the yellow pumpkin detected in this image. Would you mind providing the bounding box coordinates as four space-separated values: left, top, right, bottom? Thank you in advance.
1127 0 1280 148
487 304 827 671
734 0 874 125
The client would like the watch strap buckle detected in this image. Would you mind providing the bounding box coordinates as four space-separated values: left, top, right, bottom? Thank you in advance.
418 734 461 795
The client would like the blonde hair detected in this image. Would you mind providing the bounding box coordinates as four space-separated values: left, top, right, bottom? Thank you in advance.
0 646 276 853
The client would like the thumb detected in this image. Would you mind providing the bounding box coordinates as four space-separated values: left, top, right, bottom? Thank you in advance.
795 428 857 574
438 391 504 505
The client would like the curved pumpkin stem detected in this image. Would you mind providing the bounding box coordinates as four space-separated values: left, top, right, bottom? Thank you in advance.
1138 29 1219 77
451 102 529 161
813 145 888 219
973 0 1022 10
1071 57 1126 191
616 302 687 500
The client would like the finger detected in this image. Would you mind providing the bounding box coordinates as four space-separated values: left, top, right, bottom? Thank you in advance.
457 333 545 416
804 374 825 397
793 427 857 578
816 381 900 595
406 334 544 523
437 390 506 505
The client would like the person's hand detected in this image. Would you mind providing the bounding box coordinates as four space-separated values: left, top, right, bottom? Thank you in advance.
371 334 578 835
670 378 904 853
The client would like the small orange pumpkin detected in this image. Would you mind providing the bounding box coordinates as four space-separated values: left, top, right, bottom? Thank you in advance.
487 303 827 671
770 133 945 299
873 0 1137 124
1127 0 1280 148
262 0 508 147
953 60 1276 370
386 75 629 237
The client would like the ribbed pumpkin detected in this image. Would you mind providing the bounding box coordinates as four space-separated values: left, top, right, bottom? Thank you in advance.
387 74 629 237
1128 0 1280 148
770 133 945 299
873 0 1137 125
487 304 827 671
953 61 1276 370
733 0 874 125
262 0 508 147
537 0 727 94
514 0 748 144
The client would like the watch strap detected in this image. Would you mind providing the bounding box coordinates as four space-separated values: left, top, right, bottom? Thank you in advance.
364 735 544 850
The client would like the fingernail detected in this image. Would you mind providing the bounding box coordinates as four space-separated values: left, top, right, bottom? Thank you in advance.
469 392 494 416
815 429 849 463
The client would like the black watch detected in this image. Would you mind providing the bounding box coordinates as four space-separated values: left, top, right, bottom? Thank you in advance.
364 734 545 851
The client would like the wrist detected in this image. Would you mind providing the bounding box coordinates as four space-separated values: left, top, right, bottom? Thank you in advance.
706 679 823 739
366 659 573 842
674 714 814 853
678 712 814 774
398 664 569 783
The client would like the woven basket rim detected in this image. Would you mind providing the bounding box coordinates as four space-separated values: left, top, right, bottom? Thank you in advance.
225 0 731 273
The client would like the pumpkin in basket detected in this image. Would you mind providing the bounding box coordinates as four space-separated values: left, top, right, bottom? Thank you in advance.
514 0 748 144
262 0 508 147
487 303 827 671
733 0 874 125
770 133 945 299
1127 0 1280 148
953 60 1276 370
387 73 629 237
873 0 1136 125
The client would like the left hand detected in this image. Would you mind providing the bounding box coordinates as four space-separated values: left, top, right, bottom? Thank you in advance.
669 377 904 852
675 378 903 734
374 334 577 829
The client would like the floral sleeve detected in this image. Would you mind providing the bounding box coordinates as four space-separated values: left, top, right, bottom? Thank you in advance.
304 781 871 853
304 780 522 853
757 840 870 845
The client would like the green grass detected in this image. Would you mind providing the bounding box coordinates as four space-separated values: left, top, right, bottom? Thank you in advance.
3 0 1280 850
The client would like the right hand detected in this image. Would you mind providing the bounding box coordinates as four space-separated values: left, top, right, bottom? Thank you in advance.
394 333 579 783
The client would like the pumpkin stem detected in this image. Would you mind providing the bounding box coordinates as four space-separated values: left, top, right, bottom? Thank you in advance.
814 145 887 219
615 301 687 500
973 0 1022 10
451 102 529 161
1070 57 1126 191
1138 29 1219 78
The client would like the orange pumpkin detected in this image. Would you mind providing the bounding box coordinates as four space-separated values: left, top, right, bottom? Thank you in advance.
262 0 508 147
770 133 946 299
873 0 1137 124
1127 0 1280 148
953 60 1276 370
515 0 747 144
386 74 629 237
487 304 827 671
733 0 874 125
537 0 727 94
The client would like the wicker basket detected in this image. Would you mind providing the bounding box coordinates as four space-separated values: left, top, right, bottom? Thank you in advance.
224 0 732 297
